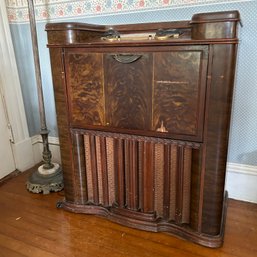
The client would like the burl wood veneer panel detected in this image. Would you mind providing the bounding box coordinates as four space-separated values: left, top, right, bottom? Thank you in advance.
104 53 153 130
153 46 208 139
65 51 105 126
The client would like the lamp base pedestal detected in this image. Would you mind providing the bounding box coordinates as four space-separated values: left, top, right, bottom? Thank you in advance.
26 163 63 194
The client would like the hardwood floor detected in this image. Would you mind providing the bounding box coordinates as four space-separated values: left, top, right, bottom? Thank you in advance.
0 168 256 257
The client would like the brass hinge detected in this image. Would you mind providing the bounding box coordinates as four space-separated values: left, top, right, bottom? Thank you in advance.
7 123 15 143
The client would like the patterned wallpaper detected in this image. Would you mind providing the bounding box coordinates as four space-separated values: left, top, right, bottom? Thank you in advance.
7 0 257 166
6 0 250 23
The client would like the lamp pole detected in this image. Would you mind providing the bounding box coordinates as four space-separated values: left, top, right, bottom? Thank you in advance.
26 0 63 194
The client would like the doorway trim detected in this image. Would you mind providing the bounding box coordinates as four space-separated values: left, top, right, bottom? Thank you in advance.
0 1 35 171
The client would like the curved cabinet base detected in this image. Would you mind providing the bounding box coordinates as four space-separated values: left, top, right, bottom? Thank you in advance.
58 193 228 248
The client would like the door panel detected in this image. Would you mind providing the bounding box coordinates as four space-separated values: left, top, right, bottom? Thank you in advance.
65 51 105 126
0 92 15 179
64 47 208 141
104 53 152 130
153 47 208 139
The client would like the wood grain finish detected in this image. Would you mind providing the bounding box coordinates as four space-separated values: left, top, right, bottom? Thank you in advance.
191 11 240 40
65 48 207 141
202 44 238 235
49 48 75 203
47 11 240 248
153 47 208 139
104 53 152 130
71 133 87 204
65 51 104 126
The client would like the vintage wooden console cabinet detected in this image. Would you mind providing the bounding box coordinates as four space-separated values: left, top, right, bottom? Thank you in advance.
46 11 240 247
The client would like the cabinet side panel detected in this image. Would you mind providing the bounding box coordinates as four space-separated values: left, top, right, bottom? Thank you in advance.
71 133 87 204
49 48 75 202
190 148 202 231
202 44 237 235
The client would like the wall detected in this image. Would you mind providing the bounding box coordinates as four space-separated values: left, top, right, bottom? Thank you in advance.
5 0 257 202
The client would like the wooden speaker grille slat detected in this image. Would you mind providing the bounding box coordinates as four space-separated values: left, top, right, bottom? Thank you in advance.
72 133 87 204
182 147 192 224
142 141 155 213
138 141 143 211
154 143 164 218
95 136 103 205
114 138 125 207
89 135 99 204
169 145 177 221
106 137 115 206
124 139 139 211
84 135 94 203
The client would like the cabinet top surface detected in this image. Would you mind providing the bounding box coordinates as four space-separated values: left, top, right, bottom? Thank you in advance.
46 11 240 47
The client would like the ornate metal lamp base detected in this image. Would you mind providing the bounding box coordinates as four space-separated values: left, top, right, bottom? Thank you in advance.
26 163 63 194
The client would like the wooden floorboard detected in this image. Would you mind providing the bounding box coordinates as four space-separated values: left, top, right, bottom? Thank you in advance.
0 167 256 257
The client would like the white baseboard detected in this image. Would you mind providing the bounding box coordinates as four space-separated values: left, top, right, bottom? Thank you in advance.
12 138 34 171
226 163 257 203
30 135 257 204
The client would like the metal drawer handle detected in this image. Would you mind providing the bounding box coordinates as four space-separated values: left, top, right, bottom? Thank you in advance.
112 54 142 64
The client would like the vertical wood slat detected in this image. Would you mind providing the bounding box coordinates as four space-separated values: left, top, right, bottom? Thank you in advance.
89 135 99 204
84 135 93 202
154 144 164 218
182 147 192 223
138 141 143 211
99 136 109 206
130 140 139 211
163 144 171 220
95 136 103 205
142 141 155 213
114 138 125 207
169 145 177 221
106 137 115 206
175 146 184 224
124 139 139 211
72 132 87 204
124 140 130 208
84 135 115 207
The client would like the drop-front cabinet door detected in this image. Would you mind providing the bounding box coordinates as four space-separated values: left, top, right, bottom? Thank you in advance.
65 46 208 141
152 46 208 141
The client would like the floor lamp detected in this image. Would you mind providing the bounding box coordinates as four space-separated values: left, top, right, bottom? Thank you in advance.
26 0 63 194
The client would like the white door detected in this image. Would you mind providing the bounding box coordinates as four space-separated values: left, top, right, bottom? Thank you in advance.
0 89 16 179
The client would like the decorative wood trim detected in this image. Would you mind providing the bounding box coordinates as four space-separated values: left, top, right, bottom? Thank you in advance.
72 129 201 149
